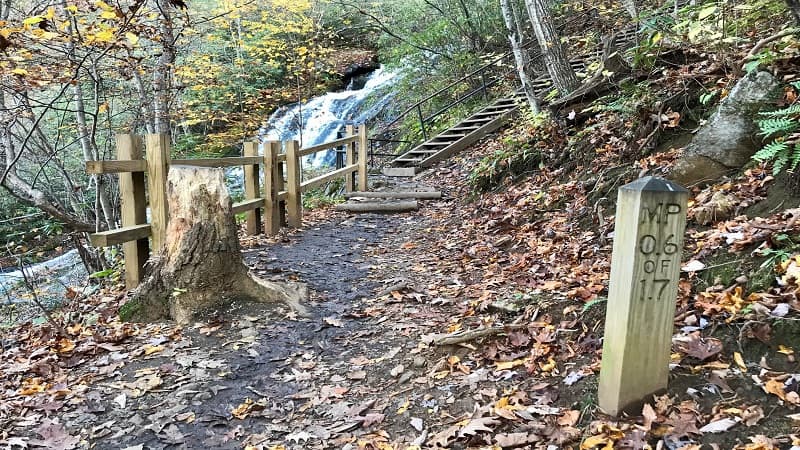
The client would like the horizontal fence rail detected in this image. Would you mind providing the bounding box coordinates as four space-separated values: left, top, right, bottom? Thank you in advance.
86 125 368 289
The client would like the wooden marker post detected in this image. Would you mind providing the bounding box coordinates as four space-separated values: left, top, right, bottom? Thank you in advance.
264 141 282 235
598 176 688 416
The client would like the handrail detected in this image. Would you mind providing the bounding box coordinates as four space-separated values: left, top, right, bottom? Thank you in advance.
374 43 534 136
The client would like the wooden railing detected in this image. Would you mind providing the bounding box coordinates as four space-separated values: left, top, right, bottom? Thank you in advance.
86 125 368 288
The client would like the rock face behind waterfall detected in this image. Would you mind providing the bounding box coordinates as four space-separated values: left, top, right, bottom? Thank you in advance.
669 70 780 186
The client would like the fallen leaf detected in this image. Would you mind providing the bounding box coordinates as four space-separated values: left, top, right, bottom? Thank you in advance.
29 419 79 450
642 403 657 431
699 417 739 433
458 416 500 437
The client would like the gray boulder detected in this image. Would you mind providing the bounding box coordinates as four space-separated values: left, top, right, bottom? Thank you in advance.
669 70 781 185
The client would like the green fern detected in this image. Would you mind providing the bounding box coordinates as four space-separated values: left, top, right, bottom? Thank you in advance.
752 140 788 162
758 118 798 137
752 83 800 176
759 103 800 118
792 143 800 171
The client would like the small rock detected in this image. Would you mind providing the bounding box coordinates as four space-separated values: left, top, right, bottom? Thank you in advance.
412 356 426 368
736 275 748 284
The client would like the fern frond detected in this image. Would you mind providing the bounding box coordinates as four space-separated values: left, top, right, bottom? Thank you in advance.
792 144 800 172
758 118 798 137
791 81 800 92
774 152 790 175
759 103 800 118
752 141 788 162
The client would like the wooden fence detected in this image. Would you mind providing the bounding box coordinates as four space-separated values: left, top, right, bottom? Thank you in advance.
86 125 368 288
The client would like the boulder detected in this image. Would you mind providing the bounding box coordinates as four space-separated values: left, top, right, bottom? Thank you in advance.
669 70 781 185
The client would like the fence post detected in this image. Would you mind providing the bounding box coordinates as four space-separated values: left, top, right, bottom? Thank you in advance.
358 125 368 192
145 133 170 252
243 141 262 235
416 104 428 141
117 134 148 288
345 124 356 192
264 141 282 235
285 140 302 228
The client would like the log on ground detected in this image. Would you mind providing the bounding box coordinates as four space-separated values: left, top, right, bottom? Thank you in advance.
343 191 442 199
122 166 307 324
335 200 418 213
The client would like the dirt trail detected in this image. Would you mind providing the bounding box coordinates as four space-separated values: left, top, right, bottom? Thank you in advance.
75 210 457 449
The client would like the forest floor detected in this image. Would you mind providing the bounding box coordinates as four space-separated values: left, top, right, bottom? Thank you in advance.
4 132 800 449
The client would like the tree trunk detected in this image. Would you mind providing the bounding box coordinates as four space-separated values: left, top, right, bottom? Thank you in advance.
153 0 177 135
787 0 800 25
525 0 579 95
126 166 307 324
501 0 540 112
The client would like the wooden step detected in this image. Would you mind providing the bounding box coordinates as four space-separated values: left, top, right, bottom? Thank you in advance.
336 200 418 213
344 191 441 200
395 158 423 163
450 126 481 131
435 133 467 139
383 167 418 177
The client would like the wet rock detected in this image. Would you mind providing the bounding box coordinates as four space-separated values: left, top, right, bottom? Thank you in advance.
670 70 781 185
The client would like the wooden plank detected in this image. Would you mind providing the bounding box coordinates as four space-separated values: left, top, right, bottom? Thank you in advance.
116 134 149 289
300 164 358 192
264 141 282 235
90 224 152 247
598 177 688 416
382 167 417 177
86 160 147 174
277 191 289 201
358 124 368 192
243 142 262 235
297 135 358 158
232 197 266 215
335 200 418 212
285 140 302 228
171 156 262 167
145 134 170 251
344 191 441 199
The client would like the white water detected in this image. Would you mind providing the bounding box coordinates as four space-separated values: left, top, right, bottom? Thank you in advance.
0 250 84 303
260 67 399 167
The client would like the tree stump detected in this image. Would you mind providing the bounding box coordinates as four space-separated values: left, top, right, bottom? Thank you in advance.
123 166 308 324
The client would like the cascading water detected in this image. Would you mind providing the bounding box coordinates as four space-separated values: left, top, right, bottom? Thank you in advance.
260 66 399 167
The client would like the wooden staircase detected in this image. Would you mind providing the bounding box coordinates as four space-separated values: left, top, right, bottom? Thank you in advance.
382 26 639 177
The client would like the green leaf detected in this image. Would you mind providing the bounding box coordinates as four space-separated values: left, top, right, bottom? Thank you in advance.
698 5 718 20
744 60 760 74
89 268 115 279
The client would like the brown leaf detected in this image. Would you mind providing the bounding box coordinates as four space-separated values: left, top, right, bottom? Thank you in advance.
642 403 657 431
458 416 500 437
29 419 79 450
676 334 723 361
494 432 540 447
357 413 385 427
741 405 764 427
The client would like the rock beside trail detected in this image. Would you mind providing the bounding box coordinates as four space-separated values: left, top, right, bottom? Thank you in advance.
669 70 781 186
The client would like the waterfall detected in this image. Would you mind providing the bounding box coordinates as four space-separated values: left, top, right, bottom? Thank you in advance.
260 66 399 167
